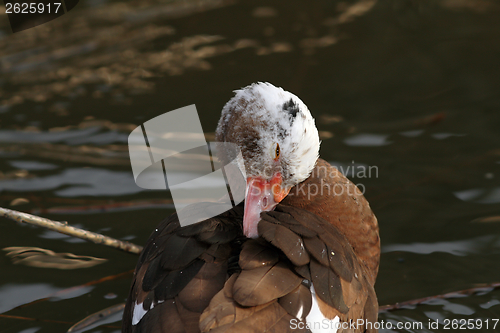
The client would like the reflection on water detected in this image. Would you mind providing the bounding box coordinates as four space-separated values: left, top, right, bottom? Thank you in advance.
454 187 500 204
0 127 127 145
1 0 500 331
0 283 63 313
481 299 500 309
399 130 424 138
0 168 139 196
344 133 392 147
382 234 500 256
380 288 500 332
18 328 41 333
431 133 467 140
426 299 474 316
3 247 106 269
0 167 244 197
9 160 58 171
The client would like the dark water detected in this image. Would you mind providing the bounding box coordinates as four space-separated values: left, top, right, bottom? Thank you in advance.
1 0 500 332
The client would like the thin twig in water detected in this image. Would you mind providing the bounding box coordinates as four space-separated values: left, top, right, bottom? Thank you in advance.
4 207 500 319
380 281 500 312
67 303 125 332
0 314 74 325
0 207 143 254
0 314 121 329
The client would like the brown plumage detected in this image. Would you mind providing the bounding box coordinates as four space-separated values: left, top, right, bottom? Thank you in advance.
123 82 380 333
123 159 380 333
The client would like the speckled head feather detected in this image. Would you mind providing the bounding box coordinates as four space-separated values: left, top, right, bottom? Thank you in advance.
215 82 320 189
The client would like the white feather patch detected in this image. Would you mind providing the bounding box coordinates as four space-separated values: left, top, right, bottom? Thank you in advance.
132 299 164 326
132 301 149 326
306 285 339 333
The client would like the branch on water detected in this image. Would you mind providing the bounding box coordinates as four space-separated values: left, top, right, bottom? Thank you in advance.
5 209 500 318
0 207 143 255
380 281 500 312
0 313 121 330
67 303 125 333
0 314 73 325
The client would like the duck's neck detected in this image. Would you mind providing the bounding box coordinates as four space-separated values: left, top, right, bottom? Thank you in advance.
281 159 380 282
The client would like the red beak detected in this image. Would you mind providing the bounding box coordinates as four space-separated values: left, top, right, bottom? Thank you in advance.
243 173 290 238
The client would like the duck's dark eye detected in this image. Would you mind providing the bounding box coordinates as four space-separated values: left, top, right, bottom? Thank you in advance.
275 143 280 159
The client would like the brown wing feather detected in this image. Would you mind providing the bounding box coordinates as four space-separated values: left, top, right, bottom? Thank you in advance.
259 220 310 266
200 205 378 333
178 261 228 313
278 283 313 321
303 236 329 266
238 241 279 270
309 258 349 314
233 260 302 306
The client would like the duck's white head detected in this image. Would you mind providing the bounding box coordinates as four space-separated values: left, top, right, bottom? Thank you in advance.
216 82 320 238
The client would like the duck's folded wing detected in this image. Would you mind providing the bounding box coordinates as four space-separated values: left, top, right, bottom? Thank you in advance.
122 204 244 333
200 205 378 333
